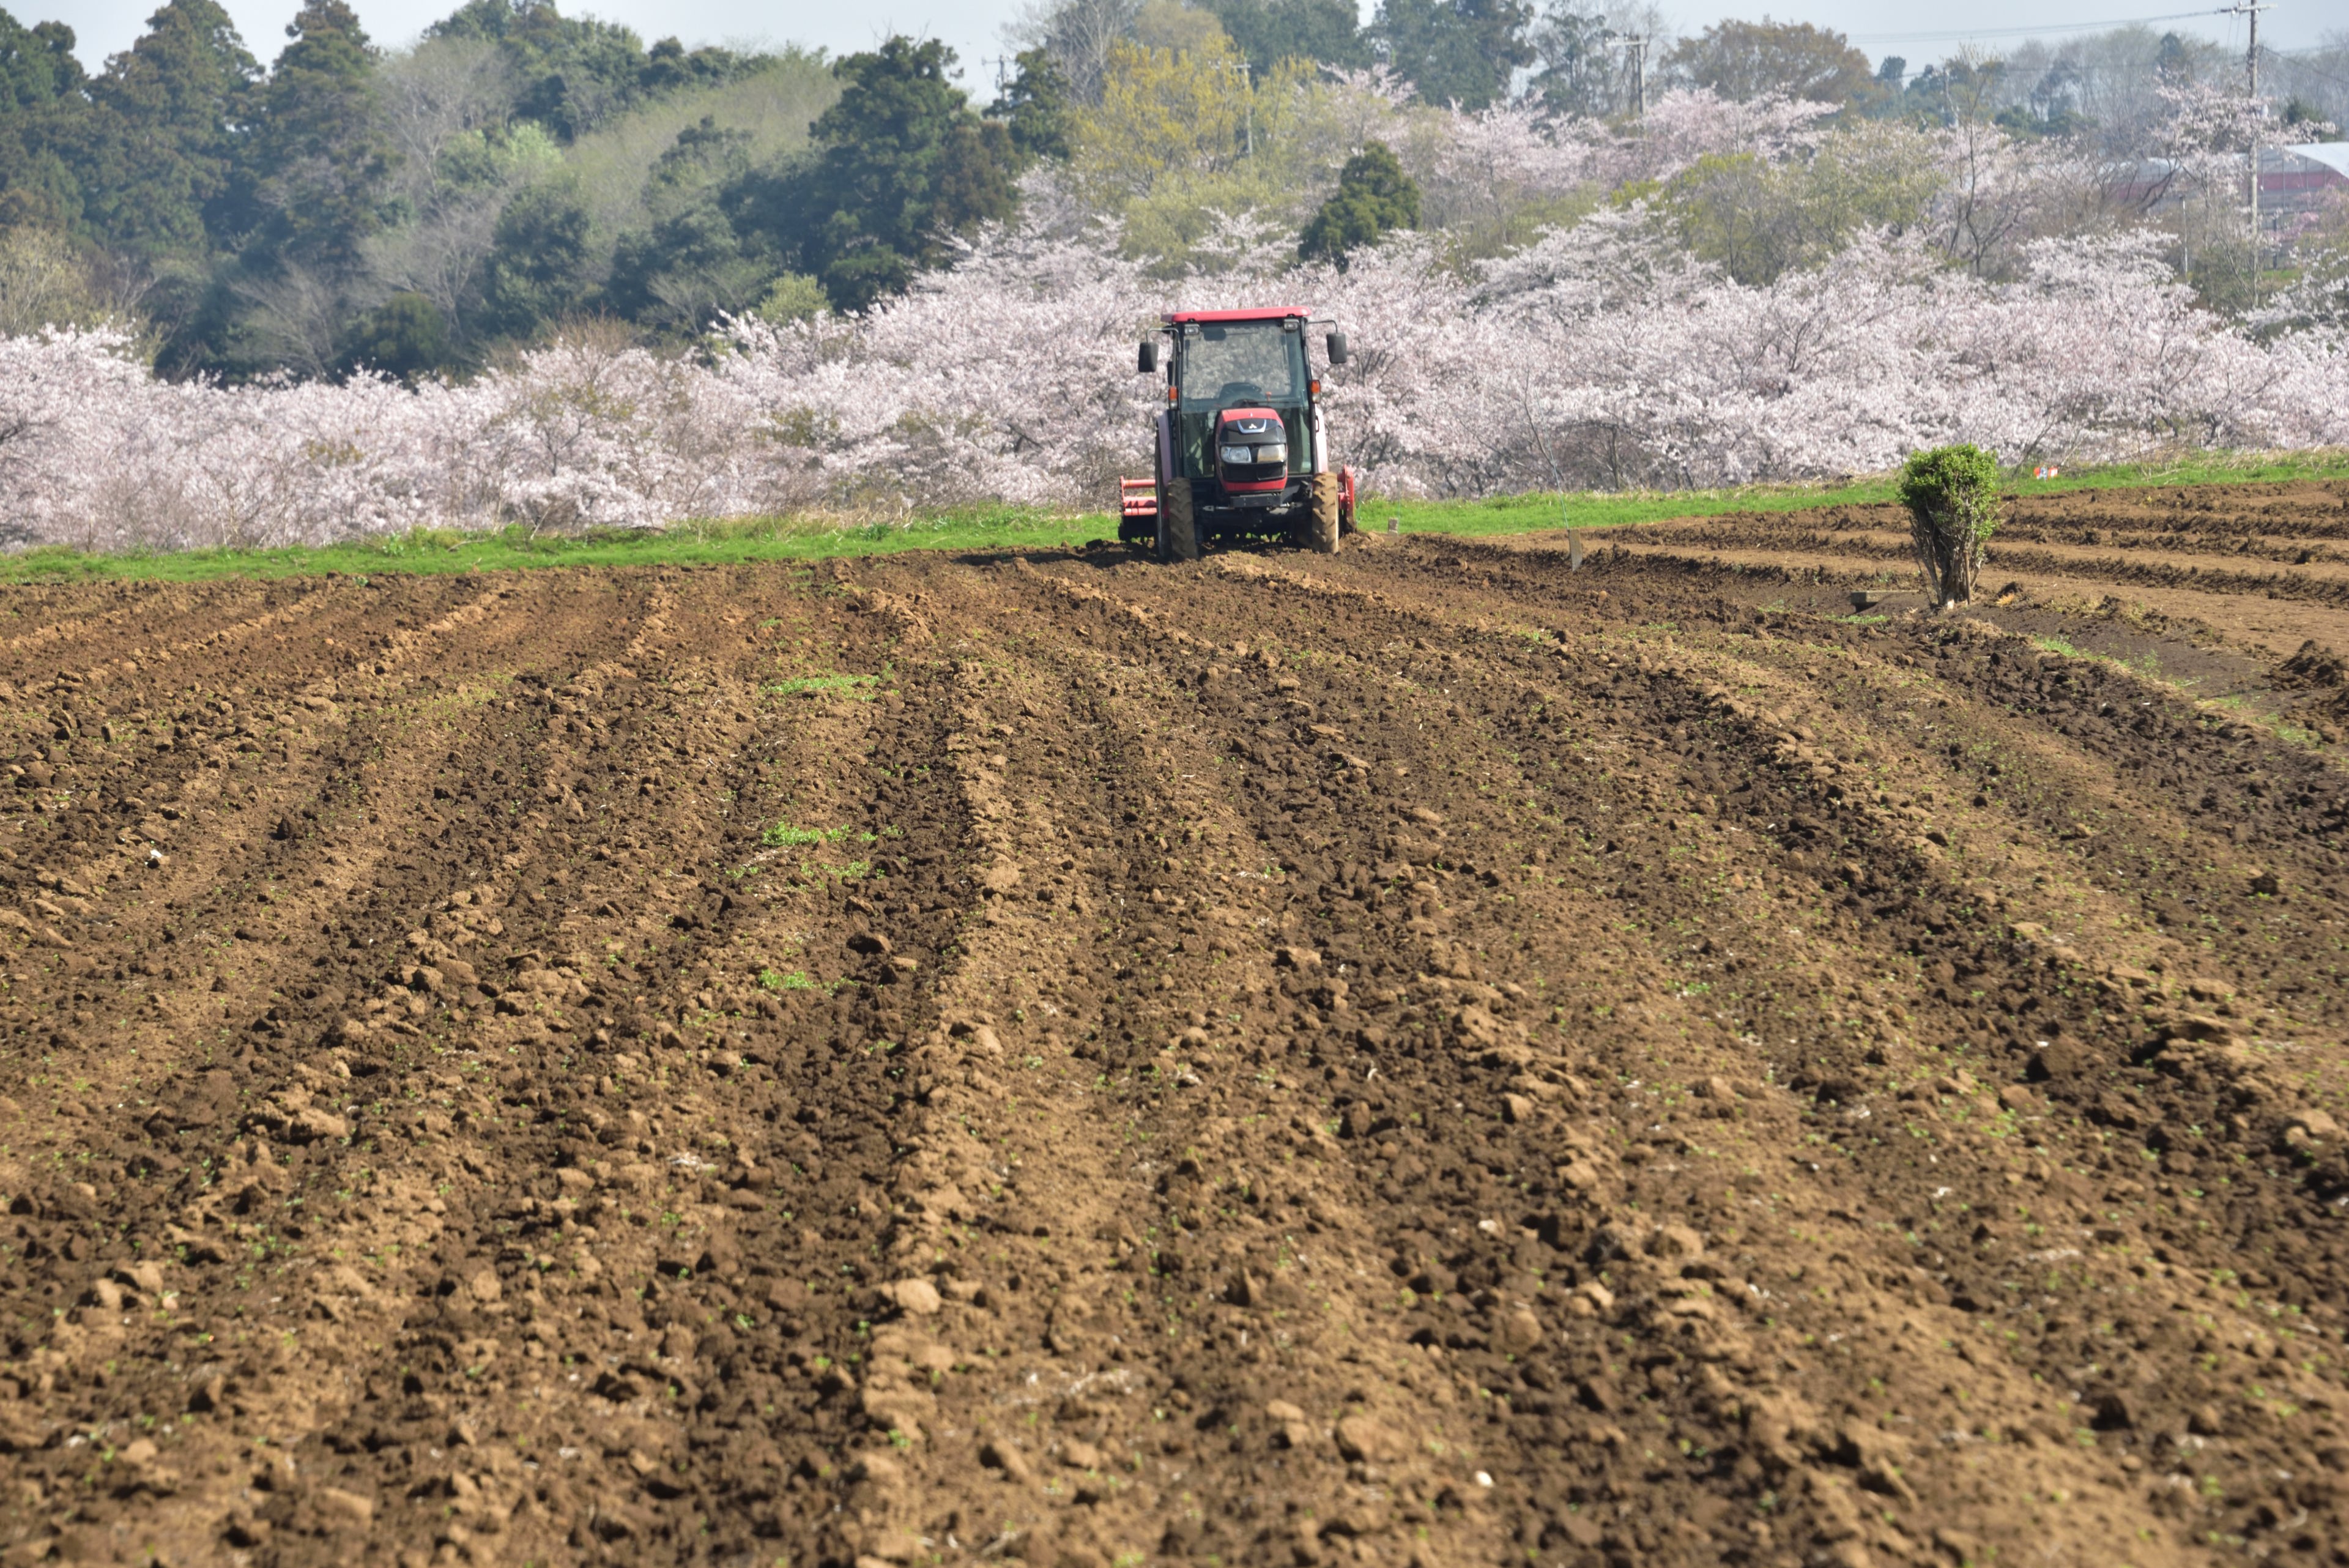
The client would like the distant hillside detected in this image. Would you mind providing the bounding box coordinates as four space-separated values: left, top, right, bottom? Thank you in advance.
0 0 853 379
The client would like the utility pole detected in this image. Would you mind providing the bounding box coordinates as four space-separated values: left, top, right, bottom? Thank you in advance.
1240 60 1253 159
2233 0 2271 297
1605 31 1647 119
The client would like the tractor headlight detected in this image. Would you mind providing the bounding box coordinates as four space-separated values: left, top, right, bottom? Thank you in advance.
1219 444 1255 466
1258 444 1288 466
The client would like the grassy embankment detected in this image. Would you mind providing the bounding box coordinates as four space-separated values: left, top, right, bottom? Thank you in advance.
5 449 2344 584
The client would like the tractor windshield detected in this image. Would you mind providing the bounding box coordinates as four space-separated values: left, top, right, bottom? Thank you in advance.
1171 319 1309 478
1178 321 1306 410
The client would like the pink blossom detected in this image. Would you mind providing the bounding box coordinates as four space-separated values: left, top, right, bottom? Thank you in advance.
4 100 2346 549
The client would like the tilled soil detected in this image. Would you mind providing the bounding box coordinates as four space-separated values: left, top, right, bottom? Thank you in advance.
6 486 2349 1568
1601 480 2349 667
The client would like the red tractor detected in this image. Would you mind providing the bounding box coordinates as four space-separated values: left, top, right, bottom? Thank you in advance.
1120 308 1357 561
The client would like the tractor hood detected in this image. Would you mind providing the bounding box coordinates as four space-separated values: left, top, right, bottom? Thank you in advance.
1216 407 1283 438
1214 407 1292 498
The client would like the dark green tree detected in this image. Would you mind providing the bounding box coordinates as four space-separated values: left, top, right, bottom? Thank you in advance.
431 0 636 139
783 37 1024 313
2155 32 2194 84
1371 0 1534 111
342 289 452 381
638 34 739 95
1857 54 1906 118
1299 140 1419 266
606 117 772 330
987 46 1072 163
1200 0 1368 76
644 115 753 203
0 8 92 230
0 8 83 107
80 0 261 258
479 178 594 338
240 0 396 270
1897 444 2001 607
429 0 751 142
1904 61 1945 117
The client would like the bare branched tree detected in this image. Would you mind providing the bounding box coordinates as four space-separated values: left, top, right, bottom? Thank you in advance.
377 37 520 213
1008 0 1143 106
362 199 504 331
232 261 346 380
0 229 98 337
2265 29 2349 139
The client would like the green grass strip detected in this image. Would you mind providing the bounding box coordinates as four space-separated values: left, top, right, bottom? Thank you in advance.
0 504 1108 585
1363 447 2349 540
5 450 2342 584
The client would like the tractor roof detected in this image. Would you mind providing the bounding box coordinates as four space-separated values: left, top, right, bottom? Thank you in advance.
1163 308 1309 325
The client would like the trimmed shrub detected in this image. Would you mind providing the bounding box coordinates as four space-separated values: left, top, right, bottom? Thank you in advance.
1898 444 2001 607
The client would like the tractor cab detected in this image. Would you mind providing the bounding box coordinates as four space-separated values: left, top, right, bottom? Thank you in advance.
1168 316 1310 489
1123 308 1356 560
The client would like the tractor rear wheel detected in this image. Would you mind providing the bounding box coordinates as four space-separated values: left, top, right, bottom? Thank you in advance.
1159 480 1198 562
1304 472 1341 555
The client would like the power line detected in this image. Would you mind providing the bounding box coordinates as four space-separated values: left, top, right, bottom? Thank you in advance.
2260 42 2349 91
1850 8 2239 47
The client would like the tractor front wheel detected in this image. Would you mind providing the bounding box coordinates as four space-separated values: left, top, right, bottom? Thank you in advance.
1304 472 1341 555
1158 480 1198 562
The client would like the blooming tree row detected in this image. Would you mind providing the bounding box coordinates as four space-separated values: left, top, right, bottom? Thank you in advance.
2 91 2344 552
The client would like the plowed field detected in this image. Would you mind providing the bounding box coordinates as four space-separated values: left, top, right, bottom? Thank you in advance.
7 482 2349 1568
1608 478 2349 664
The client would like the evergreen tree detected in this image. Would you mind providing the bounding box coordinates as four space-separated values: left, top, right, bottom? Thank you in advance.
989 46 1073 163
0 8 93 231
791 38 1024 313
479 178 594 338
341 289 451 381
81 0 261 258
1371 0 1532 111
1860 56 1907 119
1298 140 1418 266
1200 0 1367 77
2155 31 2194 84
637 35 740 96
606 117 771 330
243 1 396 270
429 0 748 142
0 8 81 108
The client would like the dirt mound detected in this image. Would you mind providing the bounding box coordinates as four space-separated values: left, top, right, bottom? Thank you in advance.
4 492 2349 1565
2280 639 2348 689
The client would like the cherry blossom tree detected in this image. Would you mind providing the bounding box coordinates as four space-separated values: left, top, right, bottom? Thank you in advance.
2 89 2346 551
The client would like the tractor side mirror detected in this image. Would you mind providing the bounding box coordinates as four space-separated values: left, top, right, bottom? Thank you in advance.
1138 340 1159 374
1325 331 1350 366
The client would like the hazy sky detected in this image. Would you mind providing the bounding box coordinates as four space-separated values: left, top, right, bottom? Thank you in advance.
54 0 2333 84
